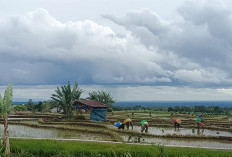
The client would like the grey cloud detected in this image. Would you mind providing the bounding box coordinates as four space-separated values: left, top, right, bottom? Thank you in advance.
103 9 169 34
178 0 232 59
0 8 172 85
103 9 169 47
1 3 232 87
104 0 232 86
2 85 232 102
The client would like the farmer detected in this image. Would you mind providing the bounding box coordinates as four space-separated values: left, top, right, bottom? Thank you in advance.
174 118 181 131
196 114 204 130
124 118 133 130
114 122 125 129
141 120 149 133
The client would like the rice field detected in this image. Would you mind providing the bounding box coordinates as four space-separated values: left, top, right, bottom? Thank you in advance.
0 111 231 151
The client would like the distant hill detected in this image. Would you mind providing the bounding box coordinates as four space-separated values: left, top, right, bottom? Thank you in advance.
12 102 39 105
13 100 232 107
113 101 232 107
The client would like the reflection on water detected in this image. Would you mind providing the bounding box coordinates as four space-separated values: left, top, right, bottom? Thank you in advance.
132 126 232 137
123 136 232 149
1 124 231 149
0 125 110 141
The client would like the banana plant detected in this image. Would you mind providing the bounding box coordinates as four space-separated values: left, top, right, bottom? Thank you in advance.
0 84 13 155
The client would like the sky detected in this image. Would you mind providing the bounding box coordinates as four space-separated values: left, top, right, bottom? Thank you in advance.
1 0 232 101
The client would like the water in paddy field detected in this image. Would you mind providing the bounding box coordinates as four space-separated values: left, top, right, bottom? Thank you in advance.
0 125 109 141
1 124 231 149
123 136 232 149
124 126 232 149
132 126 232 137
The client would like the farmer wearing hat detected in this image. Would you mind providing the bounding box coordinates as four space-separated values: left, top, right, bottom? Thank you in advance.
141 120 149 133
124 118 133 130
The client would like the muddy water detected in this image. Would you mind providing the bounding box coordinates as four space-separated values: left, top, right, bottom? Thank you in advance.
0 125 110 141
132 126 232 137
123 136 232 149
8 118 37 120
1 124 231 149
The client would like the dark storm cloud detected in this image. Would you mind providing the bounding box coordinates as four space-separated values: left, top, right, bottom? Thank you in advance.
104 0 232 86
1 0 232 87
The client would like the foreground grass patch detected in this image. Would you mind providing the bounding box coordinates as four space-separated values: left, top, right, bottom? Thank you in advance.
8 139 232 157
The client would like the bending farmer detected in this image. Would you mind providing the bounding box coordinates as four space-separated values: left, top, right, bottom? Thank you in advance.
174 118 181 131
141 120 149 133
114 122 125 130
196 114 204 130
124 118 133 130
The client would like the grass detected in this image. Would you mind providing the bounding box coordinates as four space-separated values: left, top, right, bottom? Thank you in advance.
5 139 232 157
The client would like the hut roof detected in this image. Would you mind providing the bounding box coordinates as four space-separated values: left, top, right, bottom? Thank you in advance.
73 100 107 108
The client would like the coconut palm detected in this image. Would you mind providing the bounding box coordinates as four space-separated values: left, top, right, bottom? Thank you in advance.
51 82 83 117
87 91 114 111
0 84 13 155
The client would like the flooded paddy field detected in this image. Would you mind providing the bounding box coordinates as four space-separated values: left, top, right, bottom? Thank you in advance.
1 121 231 150
132 126 232 137
3 111 232 150
123 136 232 149
42 121 232 139
0 124 111 141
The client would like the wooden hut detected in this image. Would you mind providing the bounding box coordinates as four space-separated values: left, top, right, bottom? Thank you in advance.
73 100 107 121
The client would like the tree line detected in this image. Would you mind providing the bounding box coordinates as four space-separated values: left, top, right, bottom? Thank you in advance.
168 105 232 115
14 82 115 117
112 105 232 115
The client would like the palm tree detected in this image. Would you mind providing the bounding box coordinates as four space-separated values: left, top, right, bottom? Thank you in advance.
87 91 114 111
51 82 83 117
0 84 13 155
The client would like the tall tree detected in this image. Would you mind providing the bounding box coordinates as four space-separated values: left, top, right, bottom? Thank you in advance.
0 84 13 155
87 91 114 111
42 100 55 113
26 99 34 111
51 82 83 117
35 101 43 112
